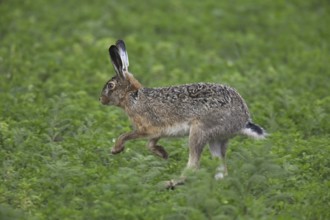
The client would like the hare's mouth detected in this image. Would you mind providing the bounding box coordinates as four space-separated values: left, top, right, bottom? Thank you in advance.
99 95 110 105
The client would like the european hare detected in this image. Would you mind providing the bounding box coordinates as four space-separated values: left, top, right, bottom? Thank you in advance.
100 40 266 188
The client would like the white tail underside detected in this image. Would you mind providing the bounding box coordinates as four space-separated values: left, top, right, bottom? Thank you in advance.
241 127 266 139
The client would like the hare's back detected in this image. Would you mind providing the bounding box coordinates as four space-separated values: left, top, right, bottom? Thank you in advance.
140 83 249 118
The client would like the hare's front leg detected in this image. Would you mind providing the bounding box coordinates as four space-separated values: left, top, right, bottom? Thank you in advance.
111 131 147 154
147 138 168 159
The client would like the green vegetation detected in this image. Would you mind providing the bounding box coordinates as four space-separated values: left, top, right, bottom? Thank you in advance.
1 0 329 219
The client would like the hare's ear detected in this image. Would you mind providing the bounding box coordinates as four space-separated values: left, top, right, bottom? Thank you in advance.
109 45 125 78
116 40 129 72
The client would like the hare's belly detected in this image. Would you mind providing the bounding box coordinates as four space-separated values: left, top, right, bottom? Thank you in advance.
163 122 190 137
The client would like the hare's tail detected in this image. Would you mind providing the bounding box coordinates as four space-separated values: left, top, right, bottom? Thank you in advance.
241 121 267 139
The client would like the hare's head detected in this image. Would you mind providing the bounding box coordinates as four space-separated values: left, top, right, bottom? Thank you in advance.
100 40 142 107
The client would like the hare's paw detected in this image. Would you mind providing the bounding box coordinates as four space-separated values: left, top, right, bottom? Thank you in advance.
111 146 125 154
164 177 186 190
214 165 227 180
151 145 169 159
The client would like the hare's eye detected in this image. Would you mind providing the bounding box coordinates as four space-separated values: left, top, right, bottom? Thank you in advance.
108 82 116 90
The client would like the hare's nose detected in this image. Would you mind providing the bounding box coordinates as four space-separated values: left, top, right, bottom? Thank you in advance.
99 96 110 105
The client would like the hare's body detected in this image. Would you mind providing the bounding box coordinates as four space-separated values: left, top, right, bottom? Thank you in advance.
100 40 266 188
125 83 249 139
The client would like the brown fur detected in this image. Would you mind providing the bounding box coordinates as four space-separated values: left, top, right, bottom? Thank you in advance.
100 40 266 188
126 73 142 90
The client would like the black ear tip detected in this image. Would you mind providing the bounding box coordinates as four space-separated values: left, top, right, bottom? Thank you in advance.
116 39 126 49
109 45 119 58
109 45 117 52
116 39 125 45
108 45 122 68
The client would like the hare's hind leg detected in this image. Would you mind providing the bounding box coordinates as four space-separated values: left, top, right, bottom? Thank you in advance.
165 124 208 189
209 139 228 179
147 138 168 159
186 125 208 169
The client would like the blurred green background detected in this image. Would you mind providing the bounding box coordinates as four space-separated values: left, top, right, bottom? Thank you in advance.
1 0 329 219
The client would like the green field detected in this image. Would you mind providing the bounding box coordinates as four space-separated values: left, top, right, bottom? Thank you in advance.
1 0 329 219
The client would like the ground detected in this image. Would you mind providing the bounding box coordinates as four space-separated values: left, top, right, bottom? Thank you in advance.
0 0 329 219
